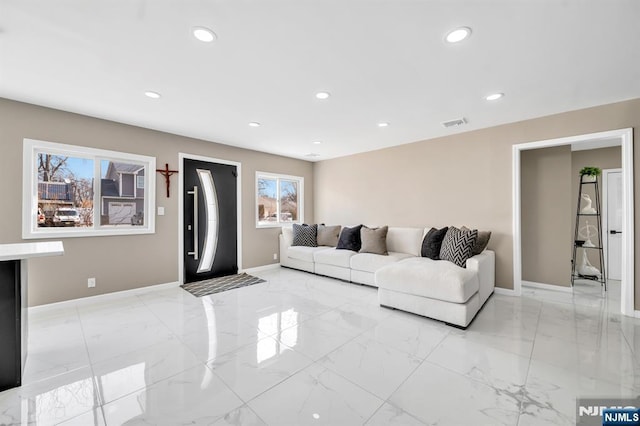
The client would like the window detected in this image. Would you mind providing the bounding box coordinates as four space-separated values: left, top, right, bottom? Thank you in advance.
23 139 156 238
256 172 304 227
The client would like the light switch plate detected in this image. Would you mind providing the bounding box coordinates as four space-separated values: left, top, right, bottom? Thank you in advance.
157 207 165 216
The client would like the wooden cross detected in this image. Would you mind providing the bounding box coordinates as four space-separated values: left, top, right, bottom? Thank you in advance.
156 163 179 198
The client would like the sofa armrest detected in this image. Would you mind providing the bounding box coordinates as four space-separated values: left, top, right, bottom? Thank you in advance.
466 250 495 295
279 233 291 265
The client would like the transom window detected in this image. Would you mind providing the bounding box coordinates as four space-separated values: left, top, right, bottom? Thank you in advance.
23 139 156 238
256 172 304 227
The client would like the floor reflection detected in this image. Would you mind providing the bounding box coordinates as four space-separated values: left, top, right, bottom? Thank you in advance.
257 309 298 363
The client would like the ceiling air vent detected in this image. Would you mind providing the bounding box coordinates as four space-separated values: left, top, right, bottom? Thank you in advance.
305 153 320 158
442 117 467 128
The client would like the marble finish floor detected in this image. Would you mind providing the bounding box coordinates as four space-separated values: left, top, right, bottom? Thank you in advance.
0 268 638 425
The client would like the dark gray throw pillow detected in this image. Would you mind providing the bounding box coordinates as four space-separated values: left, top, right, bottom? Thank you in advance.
461 226 492 255
472 231 491 255
439 226 478 268
292 223 318 247
421 227 449 259
360 226 389 255
317 224 341 247
336 225 363 251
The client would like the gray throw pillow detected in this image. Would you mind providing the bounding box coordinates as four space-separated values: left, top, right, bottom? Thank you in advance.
473 231 491 255
439 227 478 268
292 223 318 247
317 224 341 247
461 226 492 255
359 226 389 255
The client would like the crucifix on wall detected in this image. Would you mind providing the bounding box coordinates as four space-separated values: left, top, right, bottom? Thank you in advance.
156 163 179 198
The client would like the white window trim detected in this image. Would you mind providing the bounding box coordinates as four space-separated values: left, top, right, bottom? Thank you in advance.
255 171 304 228
22 138 156 239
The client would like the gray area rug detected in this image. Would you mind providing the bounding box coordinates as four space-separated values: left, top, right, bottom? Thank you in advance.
181 273 266 297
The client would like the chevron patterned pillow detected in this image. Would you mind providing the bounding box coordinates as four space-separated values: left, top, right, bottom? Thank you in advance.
292 223 318 247
439 227 478 268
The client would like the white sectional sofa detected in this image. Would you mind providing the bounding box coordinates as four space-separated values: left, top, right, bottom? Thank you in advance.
279 226 495 328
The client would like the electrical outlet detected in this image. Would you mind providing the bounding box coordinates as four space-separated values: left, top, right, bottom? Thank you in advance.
273 253 278 260
88 277 96 288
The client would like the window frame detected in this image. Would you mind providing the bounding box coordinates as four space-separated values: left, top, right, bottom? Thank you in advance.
22 138 156 239
255 171 304 228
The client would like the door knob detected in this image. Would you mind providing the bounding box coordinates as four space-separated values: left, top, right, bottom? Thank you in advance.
610 230 622 234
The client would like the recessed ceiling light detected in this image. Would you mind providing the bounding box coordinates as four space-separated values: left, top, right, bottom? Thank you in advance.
248 122 261 127
485 92 504 101
378 122 389 127
315 92 330 100
193 27 217 43
445 27 471 43
313 141 322 145
144 91 161 99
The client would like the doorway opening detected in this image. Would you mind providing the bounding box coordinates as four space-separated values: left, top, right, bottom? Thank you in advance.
512 128 634 316
178 153 242 285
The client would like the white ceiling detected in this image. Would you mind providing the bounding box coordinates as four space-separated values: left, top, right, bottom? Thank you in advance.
1 1 639 162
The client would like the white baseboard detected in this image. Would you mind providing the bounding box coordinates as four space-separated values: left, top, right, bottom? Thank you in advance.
634 310 640 319
241 263 281 274
522 280 573 293
494 287 517 296
29 281 181 312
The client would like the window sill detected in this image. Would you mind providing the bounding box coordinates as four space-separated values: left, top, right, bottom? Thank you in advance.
22 226 155 239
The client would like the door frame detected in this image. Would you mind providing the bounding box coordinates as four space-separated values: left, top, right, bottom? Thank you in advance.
178 153 242 285
602 168 623 281
512 128 634 316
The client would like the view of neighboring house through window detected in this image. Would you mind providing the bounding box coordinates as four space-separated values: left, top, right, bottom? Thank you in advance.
256 172 303 227
101 160 145 226
23 139 155 238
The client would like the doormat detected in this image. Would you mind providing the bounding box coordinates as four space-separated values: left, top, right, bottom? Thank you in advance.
181 273 266 297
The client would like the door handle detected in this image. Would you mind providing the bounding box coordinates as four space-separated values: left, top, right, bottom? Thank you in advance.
610 230 622 234
187 186 199 260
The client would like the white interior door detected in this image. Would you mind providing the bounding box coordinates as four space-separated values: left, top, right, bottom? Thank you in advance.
604 169 622 280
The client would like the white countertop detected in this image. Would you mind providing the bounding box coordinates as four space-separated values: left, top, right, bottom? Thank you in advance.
0 241 64 262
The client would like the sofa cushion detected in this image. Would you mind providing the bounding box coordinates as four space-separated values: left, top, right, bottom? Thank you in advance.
336 225 363 251
292 223 318 247
288 246 331 263
317 224 341 247
421 227 448 260
386 227 424 257
439 227 478 268
314 248 357 268
360 226 389 255
351 251 413 273
375 257 480 304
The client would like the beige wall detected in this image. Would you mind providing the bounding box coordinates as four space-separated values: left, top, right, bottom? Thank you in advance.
521 146 572 286
0 98 313 306
314 97 640 308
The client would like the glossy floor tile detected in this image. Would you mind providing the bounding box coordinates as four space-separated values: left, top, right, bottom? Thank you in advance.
1 269 637 425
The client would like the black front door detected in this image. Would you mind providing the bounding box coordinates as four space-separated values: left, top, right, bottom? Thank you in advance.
183 158 238 283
